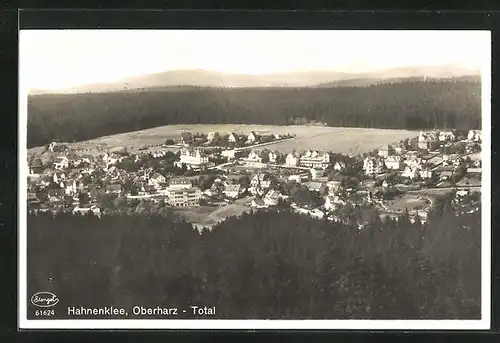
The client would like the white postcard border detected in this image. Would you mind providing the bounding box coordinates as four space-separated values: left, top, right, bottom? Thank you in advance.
18 29 492 330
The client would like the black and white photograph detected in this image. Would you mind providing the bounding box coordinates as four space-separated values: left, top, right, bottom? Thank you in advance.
18 29 490 330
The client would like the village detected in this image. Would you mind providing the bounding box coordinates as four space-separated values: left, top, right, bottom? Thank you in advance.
26 128 482 229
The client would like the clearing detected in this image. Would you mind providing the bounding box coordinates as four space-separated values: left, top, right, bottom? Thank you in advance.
174 196 254 229
384 194 432 213
29 124 419 156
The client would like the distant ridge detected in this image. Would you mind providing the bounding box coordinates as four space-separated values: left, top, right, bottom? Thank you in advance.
314 75 481 88
28 65 480 95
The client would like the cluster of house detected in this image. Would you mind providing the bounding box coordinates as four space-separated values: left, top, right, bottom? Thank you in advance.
360 129 483 182
417 129 482 150
126 171 203 207
180 130 288 147
238 149 331 170
202 172 283 208
452 189 481 216
362 150 436 180
28 126 482 223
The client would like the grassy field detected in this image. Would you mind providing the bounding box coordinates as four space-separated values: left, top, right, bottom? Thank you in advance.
174 199 253 229
385 194 431 212
31 124 419 156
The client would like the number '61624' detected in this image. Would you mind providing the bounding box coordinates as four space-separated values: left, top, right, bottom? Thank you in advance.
35 309 55 316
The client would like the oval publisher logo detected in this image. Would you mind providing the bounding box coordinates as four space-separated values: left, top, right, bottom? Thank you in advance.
31 292 59 308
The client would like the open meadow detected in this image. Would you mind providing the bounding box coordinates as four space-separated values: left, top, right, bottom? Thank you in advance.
174 200 252 229
31 124 420 156
385 194 432 212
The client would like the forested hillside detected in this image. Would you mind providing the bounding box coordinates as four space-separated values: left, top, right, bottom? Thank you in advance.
27 208 480 319
27 78 481 148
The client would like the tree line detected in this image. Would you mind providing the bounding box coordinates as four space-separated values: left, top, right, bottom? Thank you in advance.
27 204 481 320
27 79 481 148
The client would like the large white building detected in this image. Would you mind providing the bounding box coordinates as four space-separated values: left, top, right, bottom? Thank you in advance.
164 178 201 206
299 150 330 169
363 157 384 175
175 148 214 170
166 187 202 207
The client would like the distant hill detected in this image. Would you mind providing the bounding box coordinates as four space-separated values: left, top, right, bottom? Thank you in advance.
27 77 481 148
28 65 479 95
315 75 481 88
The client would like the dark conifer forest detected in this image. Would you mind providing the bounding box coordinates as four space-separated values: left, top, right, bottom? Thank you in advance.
27 78 481 148
27 208 481 319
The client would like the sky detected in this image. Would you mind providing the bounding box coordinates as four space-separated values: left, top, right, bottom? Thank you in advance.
20 30 490 91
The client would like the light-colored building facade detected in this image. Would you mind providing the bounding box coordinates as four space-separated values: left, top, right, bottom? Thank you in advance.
207 132 216 143
326 180 342 193
419 169 434 179
224 184 242 199
148 173 167 189
333 161 346 171
250 173 271 195
228 133 238 143
54 156 70 170
244 150 263 164
299 150 330 169
166 187 202 207
384 155 403 170
268 151 277 163
175 148 214 170
467 130 482 142
246 131 259 144
168 178 193 191
285 153 299 167
378 146 390 158
402 166 418 179
363 157 384 175
264 190 280 206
